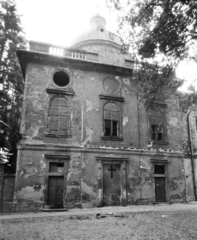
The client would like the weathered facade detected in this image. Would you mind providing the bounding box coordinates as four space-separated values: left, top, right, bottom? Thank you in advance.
12 15 190 212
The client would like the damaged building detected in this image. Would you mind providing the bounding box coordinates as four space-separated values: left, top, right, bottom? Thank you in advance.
11 15 193 212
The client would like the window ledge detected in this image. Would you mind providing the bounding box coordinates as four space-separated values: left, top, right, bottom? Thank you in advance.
154 174 166 177
101 136 123 141
152 141 169 145
45 133 72 138
99 95 124 102
46 88 75 96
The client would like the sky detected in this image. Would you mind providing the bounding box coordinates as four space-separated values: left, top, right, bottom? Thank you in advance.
15 0 197 92
15 0 117 47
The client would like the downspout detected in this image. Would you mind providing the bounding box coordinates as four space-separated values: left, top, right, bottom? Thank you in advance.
137 92 140 148
187 109 197 201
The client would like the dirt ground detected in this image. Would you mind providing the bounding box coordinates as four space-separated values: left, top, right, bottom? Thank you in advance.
0 210 197 240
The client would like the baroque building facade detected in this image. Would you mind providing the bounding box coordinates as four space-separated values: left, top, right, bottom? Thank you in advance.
12 15 193 212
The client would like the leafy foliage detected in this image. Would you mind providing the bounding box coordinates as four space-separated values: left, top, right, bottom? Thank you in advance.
133 62 177 108
177 90 197 113
106 0 197 59
0 0 26 172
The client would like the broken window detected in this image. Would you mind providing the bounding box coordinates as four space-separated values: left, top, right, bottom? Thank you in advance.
149 116 166 142
49 162 64 173
48 97 70 135
104 102 119 137
151 124 164 141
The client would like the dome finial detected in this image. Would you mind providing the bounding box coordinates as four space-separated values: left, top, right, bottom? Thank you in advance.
90 14 106 31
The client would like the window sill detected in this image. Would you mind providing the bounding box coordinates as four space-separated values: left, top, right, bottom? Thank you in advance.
101 136 123 141
45 133 72 138
152 141 169 145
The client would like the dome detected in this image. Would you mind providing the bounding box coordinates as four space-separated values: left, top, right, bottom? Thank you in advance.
70 14 122 48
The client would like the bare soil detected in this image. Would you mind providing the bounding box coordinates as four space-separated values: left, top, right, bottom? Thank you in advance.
0 210 197 240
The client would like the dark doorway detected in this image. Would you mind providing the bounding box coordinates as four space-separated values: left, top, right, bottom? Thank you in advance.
155 177 166 202
48 176 64 207
103 164 121 206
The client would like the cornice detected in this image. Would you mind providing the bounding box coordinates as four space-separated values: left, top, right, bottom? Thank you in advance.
44 153 70 159
17 143 183 158
46 88 75 96
99 94 124 102
16 50 133 79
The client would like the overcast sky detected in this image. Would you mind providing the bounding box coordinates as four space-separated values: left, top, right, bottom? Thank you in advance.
14 0 197 91
15 0 117 47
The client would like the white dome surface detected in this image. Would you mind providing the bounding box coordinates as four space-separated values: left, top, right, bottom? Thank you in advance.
71 14 122 48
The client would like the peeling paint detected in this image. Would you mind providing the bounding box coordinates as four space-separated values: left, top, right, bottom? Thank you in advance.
85 99 93 112
123 116 128 126
83 126 94 144
82 181 97 197
17 186 44 202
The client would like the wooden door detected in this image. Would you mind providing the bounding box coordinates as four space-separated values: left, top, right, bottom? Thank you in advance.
155 177 166 202
103 164 121 206
48 176 64 206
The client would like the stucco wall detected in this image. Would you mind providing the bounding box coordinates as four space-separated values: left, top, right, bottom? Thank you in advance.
13 49 188 212
20 62 140 148
13 145 186 211
77 44 131 67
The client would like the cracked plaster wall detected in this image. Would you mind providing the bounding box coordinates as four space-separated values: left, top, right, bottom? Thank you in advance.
20 62 141 148
77 44 131 67
14 49 187 211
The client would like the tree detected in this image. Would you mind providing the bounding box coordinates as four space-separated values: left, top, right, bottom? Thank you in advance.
106 0 197 60
133 62 178 108
0 0 26 172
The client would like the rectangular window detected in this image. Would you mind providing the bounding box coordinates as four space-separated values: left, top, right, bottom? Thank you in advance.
149 114 166 143
154 165 165 174
104 102 119 137
151 124 164 141
47 97 71 136
49 162 64 173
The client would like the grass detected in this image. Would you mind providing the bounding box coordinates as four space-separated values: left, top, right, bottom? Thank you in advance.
1 210 197 239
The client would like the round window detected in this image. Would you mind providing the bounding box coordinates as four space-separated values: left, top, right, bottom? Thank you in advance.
53 71 70 87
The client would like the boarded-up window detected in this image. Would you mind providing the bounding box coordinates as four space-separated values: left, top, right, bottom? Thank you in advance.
48 97 70 135
104 102 119 137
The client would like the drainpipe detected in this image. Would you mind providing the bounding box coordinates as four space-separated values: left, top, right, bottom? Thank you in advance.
137 92 140 148
187 109 197 201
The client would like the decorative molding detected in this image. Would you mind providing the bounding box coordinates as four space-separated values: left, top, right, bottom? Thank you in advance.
96 156 128 162
99 94 124 102
150 158 169 164
124 59 135 69
46 88 75 96
45 133 72 138
16 50 134 79
101 136 123 141
45 154 70 159
153 141 169 145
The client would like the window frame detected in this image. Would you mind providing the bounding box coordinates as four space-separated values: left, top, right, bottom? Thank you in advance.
148 106 168 145
99 97 123 141
52 69 71 89
46 96 71 137
103 102 120 137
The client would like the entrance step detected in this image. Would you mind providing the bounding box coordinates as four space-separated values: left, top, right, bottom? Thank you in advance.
41 208 68 212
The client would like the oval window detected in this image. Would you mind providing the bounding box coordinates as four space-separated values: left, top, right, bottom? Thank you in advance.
53 71 70 87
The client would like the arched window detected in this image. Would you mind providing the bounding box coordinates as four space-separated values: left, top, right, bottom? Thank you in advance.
48 97 70 135
104 102 120 137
